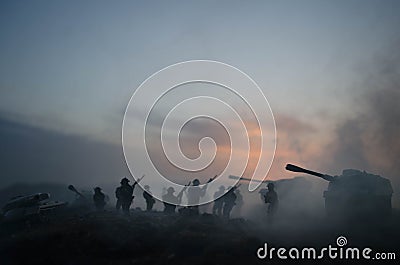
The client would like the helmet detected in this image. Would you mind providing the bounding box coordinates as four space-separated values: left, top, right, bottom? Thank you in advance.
192 179 200 186
219 185 225 191
144 185 150 190
267 182 275 189
94 187 102 191
167 187 175 193
120 177 130 184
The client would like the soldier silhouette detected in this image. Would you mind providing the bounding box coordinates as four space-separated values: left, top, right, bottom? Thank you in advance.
222 185 239 219
162 185 187 214
143 185 156 211
234 188 243 217
186 176 215 214
93 187 106 211
264 182 278 223
115 176 143 215
212 185 226 216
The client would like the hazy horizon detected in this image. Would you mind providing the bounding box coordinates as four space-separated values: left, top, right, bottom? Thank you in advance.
1 1 399 195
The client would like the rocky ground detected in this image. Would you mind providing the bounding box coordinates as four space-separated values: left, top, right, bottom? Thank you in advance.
0 209 399 265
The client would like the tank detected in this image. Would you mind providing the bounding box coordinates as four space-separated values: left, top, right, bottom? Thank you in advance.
285 164 393 218
1 193 67 222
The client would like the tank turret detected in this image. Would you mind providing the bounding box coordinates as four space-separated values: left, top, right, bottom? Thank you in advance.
285 164 393 218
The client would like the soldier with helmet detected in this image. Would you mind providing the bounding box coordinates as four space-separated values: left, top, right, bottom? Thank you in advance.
212 185 226 216
222 185 239 218
93 187 106 211
186 176 215 214
162 186 187 213
162 187 179 213
115 177 142 215
162 181 191 214
143 185 156 211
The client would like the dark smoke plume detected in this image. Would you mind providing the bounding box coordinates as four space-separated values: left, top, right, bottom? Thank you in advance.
328 43 400 201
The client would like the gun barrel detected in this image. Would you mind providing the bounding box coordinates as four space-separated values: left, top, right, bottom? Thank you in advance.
228 175 269 183
68 185 85 198
285 164 334 181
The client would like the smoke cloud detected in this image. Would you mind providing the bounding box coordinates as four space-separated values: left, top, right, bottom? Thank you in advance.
327 44 400 189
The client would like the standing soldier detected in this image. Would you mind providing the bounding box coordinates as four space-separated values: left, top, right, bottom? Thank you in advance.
162 187 179 214
233 188 243 217
93 187 106 211
143 185 156 211
162 185 185 213
212 185 225 216
115 176 143 215
264 182 278 223
222 186 238 219
186 176 215 214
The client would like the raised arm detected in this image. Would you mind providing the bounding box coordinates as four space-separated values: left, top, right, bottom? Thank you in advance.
178 181 191 202
200 175 217 195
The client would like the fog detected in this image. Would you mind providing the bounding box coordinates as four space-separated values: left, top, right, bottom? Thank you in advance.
0 175 329 222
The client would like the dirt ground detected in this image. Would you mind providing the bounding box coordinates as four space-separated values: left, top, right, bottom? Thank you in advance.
0 209 399 265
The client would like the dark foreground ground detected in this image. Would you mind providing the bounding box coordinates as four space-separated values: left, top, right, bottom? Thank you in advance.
0 209 399 265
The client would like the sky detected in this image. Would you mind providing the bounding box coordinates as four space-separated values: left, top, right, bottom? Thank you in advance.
0 0 399 194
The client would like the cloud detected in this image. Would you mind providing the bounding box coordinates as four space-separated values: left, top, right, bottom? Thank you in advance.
266 113 322 180
0 113 130 188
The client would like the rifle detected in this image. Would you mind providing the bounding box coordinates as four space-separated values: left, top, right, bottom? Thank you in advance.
178 181 191 201
132 174 145 188
208 175 218 183
130 174 146 200
138 174 145 182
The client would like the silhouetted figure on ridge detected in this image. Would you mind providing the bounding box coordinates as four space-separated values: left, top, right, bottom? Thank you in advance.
212 185 226 216
93 187 106 211
143 185 156 211
115 177 140 215
222 185 238 219
162 185 187 214
234 188 243 217
186 176 215 214
264 182 278 223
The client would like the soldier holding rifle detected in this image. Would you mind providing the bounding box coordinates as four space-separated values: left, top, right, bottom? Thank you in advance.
115 175 145 215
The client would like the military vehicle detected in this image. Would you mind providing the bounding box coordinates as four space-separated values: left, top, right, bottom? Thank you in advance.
1 193 67 222
285 164 393 217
